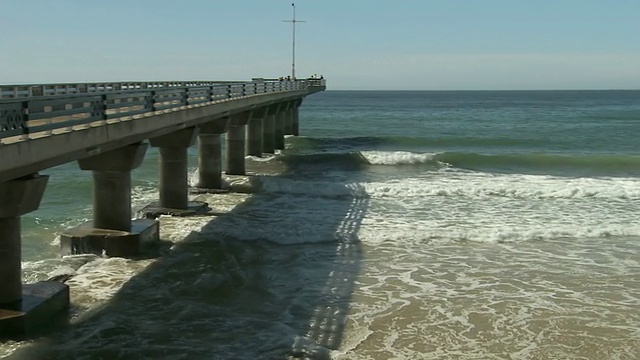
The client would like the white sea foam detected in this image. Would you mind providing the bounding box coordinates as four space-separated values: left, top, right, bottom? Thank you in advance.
357 223 640 245
246 154 278 162
360 150 437 165
257 176 367 198
255 172 640 200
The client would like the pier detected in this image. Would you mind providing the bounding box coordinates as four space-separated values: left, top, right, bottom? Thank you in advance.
0 78 325 337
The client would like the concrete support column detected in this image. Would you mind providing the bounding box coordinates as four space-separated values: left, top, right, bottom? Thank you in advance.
159 147 189 209
1 174 68 338
0 175 48 306
0 216 21 306
150 127 198 209
262 105 279 154
62 142 158 257
246 111 264 157
197 118 228 189
292 99 302 136
92 172 131 231
226 112 251 175
284 105 294 135
274 104 288 150
78 143 148 231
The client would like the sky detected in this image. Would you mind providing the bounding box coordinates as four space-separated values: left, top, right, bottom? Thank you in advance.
0 0 639 90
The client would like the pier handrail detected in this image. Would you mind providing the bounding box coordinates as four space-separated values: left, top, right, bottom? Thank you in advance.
0 79 321 141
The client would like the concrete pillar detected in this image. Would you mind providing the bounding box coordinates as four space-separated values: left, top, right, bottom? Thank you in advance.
274 104 288 150
160 148 188 209
0 174 48 305
77 143 148 231
0 174 69 338
262 104 279 154
0 217 21 306
61 142 158 257
246 108 265 157
284 104 294 135
226 112 251 175
292 98 302 136
197 118 228 189
150 127 198 209
93 172 131 230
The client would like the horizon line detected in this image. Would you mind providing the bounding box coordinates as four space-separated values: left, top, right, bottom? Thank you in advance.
325 88 640 92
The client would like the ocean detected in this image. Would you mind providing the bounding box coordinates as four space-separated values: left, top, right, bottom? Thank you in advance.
2 90 640 359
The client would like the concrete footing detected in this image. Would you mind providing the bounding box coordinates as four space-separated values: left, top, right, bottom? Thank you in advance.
189 187 230 195
0 281 69 338
60 218 159 257
138 200 210 219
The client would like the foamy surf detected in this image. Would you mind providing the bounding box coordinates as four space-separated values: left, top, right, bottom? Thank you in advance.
238 173 640 200
360 150 438 165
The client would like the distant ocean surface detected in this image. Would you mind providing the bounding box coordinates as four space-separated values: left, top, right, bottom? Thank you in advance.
3 90 640 359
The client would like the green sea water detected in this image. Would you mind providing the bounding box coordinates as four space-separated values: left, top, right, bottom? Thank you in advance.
4 90 640 359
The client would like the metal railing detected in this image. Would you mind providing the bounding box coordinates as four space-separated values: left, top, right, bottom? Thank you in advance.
0 79 321 141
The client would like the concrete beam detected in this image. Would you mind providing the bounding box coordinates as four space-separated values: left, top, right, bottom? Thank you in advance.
0 90 308 184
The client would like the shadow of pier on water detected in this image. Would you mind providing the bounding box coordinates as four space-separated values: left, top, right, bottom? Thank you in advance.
7 154 370 360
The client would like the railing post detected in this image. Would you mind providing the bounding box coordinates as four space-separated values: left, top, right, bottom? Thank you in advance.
150 91 157 112
20 100 29 140
100 94 108 121
227 85 232 99
182 88 189 106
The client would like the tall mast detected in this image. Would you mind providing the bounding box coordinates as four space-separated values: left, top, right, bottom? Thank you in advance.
282 3 306 79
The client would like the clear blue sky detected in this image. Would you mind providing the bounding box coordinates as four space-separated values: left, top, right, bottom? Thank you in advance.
1 0 638 90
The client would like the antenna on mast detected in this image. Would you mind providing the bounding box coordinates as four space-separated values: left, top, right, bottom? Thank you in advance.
282 3 306 79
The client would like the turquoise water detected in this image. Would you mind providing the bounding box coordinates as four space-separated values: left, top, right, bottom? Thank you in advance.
4 90 640 359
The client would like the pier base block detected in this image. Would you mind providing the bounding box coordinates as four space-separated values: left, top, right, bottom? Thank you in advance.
0 281 69 338
189 187 230 195
138 200 210 219
60 219 159 257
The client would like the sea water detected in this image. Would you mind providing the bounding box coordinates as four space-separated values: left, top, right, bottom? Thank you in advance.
2 90 640 359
